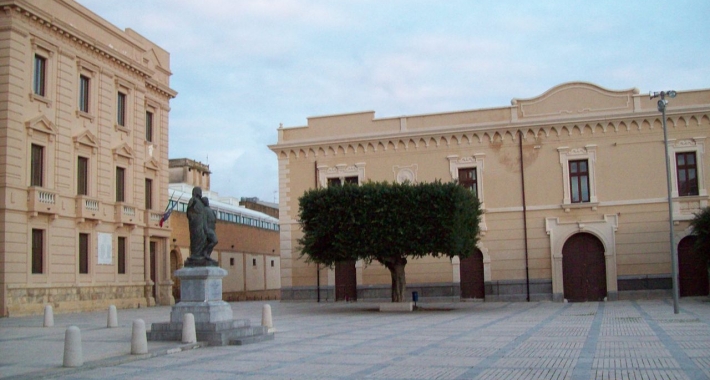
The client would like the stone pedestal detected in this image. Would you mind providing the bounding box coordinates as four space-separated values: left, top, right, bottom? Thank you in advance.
148 266 273 346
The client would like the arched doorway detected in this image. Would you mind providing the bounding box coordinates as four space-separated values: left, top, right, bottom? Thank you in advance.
335 260 357 301
678 236 709 297
460 249 485 299
170 249 182 302
562 233 606 302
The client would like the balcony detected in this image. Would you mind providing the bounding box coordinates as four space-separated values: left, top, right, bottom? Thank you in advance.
27 187 58 217
115 203 137 227
76 196 102 223
145 210 165 228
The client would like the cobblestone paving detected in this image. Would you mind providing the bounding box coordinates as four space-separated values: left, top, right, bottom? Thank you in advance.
1 299 709 379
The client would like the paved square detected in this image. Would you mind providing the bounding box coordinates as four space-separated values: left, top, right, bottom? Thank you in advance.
1 298 709 379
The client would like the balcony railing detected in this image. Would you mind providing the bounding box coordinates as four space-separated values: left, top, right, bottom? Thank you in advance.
28 187 58 216
76 196 102 221
115 203 137 226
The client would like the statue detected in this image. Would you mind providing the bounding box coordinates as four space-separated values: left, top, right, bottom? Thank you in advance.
202 196 218 259
184 187 218 267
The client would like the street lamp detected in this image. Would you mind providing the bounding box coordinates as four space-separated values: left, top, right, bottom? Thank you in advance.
650 90 680 314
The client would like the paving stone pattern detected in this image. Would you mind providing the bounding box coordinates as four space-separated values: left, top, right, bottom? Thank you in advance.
1 299 709 379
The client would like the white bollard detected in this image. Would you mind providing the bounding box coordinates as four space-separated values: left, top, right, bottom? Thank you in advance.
43 305 54 327
63 326 83 367
182 313 196 343
107 305 118 328
131 319 148 355
262 304 274 332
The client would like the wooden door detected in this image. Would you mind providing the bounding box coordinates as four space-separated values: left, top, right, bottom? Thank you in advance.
678 236 709 297
562 233 606 302
335 260 357 301
460 249 485 299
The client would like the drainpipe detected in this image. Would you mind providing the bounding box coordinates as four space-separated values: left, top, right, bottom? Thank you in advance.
519 131 531 302
315 161 321 302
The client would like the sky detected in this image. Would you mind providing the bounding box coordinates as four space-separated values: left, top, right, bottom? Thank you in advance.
77 0 710 203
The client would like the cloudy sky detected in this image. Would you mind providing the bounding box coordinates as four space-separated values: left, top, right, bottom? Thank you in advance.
77 0 710 203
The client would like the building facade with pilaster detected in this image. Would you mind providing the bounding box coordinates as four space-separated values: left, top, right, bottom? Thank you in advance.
0 0 176 316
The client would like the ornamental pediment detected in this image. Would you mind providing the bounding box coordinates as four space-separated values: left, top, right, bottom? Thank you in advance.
73 130 98 150
25 115 56 137
112 143 134 161
513 82 638 119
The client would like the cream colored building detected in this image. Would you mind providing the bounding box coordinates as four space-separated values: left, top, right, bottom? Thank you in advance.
270 82 710 303
0 0 176 316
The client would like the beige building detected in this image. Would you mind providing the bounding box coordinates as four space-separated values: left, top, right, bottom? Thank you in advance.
0 0 177 316
167 159 281 302
270 82 710 303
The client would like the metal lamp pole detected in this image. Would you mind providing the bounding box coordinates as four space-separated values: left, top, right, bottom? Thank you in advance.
650 90 680 314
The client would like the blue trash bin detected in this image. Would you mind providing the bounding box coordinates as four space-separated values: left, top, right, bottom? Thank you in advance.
412 291 419 303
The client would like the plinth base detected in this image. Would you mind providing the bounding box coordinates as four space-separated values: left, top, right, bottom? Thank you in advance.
147 266 274 346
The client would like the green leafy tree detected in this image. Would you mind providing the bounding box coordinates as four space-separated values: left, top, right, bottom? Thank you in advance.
690 207 710 267
298 180 481 302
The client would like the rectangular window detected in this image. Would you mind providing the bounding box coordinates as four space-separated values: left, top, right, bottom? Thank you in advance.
327 178 341 187
79 75 90 112
145 178 153 210
79 233 89 274
117 237 126 274
677 152 699 196
116 167 125 202
33 54 46 96
569 160 590 203
77 156 88 196
30 144 44 187
32 229 44 274
145 111 153 142
458 168 478 198
117 92 126 126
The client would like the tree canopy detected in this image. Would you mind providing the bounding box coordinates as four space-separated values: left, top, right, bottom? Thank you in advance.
297 180 481 301
690 206 710 266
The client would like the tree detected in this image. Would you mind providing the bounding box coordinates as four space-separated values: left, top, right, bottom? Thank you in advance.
298 180 481 302
690 206 710 267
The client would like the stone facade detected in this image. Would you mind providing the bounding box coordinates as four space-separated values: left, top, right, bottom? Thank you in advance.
269 82 710 302
0 0 176 316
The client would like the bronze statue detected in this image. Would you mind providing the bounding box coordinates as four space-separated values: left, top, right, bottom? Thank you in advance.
184 187 218 267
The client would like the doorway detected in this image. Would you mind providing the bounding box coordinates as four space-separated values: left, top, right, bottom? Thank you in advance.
335 260 357 301
562 233 606 302
678 236 709 297
460 249 485 299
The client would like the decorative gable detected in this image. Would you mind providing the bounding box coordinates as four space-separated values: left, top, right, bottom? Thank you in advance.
144 157 160 172
112 143 134 164
73 130 98 154
513 82 639 119
25 115 57 141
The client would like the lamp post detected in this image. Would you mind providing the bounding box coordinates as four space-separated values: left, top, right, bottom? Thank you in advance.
650 90 680 314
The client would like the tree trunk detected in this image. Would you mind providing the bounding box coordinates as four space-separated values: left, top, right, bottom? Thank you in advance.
383 258 407 302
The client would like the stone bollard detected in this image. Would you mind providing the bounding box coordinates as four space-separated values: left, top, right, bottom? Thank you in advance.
131 319 148 355
63 326 83 367
262 304 274 332
182 313 196 343
107 305 118 328
43 305 54 327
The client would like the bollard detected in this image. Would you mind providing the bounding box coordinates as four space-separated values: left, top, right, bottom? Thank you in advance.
182 313 196 343
43 305 54 327
107 305 118 328
63 326 83 367
131 319 148 355
262 304 274 332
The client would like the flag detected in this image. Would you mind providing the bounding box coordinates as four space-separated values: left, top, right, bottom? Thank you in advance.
160 191 177 227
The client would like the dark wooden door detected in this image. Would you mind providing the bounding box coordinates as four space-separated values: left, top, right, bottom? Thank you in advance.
170 249 181 302
335 260 357 301
460 249 485 299
150 241 157 298
562 233 606 302
678 236 709 297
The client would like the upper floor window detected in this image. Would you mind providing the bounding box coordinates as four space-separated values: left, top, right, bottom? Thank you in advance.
676 152 699 197
77 156 89 196
117 92 127 127
33 54 46 97
458 168 478 198
327 176 358 186
569 159 590 203
79 75 90 113
145 178 153 210
116 167 126 202
30 144 44 187
145 111 154 142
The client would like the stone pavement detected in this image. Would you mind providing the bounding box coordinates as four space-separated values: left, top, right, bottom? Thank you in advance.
1 298 709 379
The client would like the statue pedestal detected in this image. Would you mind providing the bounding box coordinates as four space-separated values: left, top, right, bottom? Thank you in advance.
148 266 273 346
